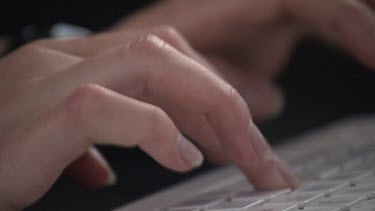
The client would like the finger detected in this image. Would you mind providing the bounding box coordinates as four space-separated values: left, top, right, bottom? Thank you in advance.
25 30 229 166
240 78 285 121
208 56 285 121
239 123 300 190
12 32 229 169
284 0 375 68
239 153 300 190
202 148 231 165
0 84 203 208
64 146 117 189
34 26 216 70
36 26 231 159
53 35 258 166
46 35 297 188
143 95 224 152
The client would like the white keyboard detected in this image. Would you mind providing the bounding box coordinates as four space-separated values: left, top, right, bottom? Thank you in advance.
114 116 375 211
164 143 375 211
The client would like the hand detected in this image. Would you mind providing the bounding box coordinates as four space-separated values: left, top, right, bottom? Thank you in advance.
114 0 375 120
0 28 297 210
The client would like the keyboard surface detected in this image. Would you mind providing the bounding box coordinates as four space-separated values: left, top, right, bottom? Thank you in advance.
114 116 375 211
164 144 375 211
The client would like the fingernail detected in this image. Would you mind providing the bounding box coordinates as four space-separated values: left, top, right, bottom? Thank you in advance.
274 155 300 189
106 170 118 186
90 148 118 187
248 121 273 162
106 171 117 187
178 135 204 168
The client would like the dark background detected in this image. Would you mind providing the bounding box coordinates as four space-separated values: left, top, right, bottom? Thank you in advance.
1 1 374 210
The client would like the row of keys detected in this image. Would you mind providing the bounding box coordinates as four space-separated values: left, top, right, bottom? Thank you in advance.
164 144 375 211
166 172 375 210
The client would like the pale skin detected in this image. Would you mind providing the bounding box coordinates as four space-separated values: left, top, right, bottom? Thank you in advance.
1 0 375 210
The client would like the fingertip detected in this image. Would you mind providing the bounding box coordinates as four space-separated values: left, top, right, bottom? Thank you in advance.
240 153 299 190
177 134 204 169
65 147 117 189
274 155 300 189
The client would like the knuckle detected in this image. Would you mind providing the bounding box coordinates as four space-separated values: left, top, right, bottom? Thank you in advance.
146 106 174 144
62 84 104 123
27 38 51 47
220 81 251 119
14 43 46 58
153 25 183 45
149 106 168 133
124 34 168 57
121 33 177 88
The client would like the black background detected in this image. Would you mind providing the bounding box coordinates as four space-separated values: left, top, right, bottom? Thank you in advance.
1 1 374 210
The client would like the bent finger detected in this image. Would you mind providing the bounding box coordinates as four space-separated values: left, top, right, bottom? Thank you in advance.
0 84 203 208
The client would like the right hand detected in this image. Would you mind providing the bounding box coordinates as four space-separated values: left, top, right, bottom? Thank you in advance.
0 27 297 210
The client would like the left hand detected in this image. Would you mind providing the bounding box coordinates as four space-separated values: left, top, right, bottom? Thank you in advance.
114 0 375 120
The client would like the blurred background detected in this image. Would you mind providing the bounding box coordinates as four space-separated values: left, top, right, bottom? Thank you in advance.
1 0 375 210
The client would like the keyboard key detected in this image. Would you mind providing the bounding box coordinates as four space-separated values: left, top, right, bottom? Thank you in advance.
299 163 341 180
350 161 375 171
225 179 253 191
350 199 375 211
297 181 348 193
267 192 323 205
166 208 198 211
284 207 340 211
166 194 226 210
205 198 263 211
341 158 364 170
339 184 375 196
206 204 294 211
324 171 372 185
305 195 366 208
364 152 375 162
233 189 291 202
359 176 375 185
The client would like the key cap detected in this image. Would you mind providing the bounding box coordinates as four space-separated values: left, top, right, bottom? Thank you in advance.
350 199 375 211
341 158 364 170
227 180 253 191
350 161 375 171
166 208 199 211
167 194 227 210
284 207 340 211
359 176 375 185
297 181 348 193
324 171 372 186
299 163 341 180
305 195 366 208
206 204 294 211
267 192 323 205
204 198 264 211
339 184 375 196
233 189 291 202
